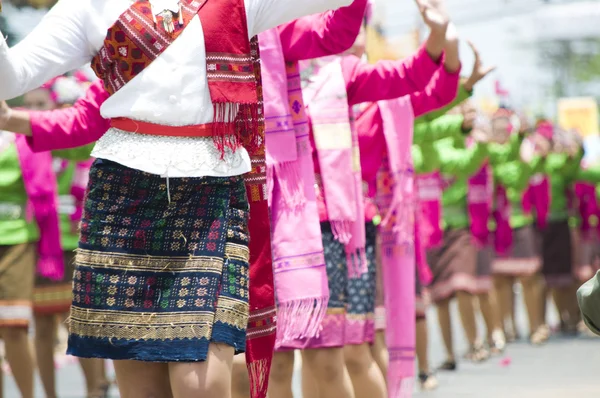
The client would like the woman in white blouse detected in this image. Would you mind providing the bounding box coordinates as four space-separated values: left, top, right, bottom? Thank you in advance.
0 0 352 397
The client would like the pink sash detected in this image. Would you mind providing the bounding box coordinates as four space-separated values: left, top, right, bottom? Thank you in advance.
493 184 513 254
301 56 367 277
575 182 598 241
261 29 329 344
377 96 416 397
416 171 443 249
467 164 493 247
15 135 64 280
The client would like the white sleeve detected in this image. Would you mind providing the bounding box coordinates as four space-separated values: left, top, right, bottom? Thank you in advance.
0 0 93 100
244 0 353 37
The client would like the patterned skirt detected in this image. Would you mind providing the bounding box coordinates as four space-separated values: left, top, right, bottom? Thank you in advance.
427 228 479 303
574 229 600 283
0 243 35 328
67 159 250 362
34 252 76 315
541 220 574 288
475 245 494 294
492 225 541 277
282 222 376 349
346 223 377 345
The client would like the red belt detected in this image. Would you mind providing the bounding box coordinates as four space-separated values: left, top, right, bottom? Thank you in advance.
110 118 214 137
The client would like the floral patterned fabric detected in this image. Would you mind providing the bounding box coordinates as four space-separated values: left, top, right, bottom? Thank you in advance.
281 222 376 349
67 159 250 361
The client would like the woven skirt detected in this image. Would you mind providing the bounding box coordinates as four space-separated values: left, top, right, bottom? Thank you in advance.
282 222 376 349
34 251 76 315
345 222 376 345
67 159 250 362
0 243 35 328
541 220 574 288
574 229 600 283
475 245 493 294
427 228 478 303
492 225 541 277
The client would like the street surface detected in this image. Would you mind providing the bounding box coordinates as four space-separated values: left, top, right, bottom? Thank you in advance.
4 294 600 397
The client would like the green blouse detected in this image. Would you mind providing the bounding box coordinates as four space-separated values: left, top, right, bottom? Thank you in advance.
0 143 93 247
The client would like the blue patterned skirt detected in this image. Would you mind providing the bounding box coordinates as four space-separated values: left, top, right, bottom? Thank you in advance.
67 159 250 362
291 222 376 349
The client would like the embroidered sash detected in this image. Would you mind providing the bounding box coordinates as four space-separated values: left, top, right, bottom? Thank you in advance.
242 37 277 398
91 0 259 152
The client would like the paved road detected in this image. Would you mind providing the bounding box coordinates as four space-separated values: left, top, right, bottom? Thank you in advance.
5 295 600 397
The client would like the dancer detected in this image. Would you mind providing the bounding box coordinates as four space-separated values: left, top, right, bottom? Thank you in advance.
0 3 370 396
491 110 549 345
354 6 461 395
536 127 600 335
22 76 106 398
535 125 584 334
282 2 459 397
0 0 356 396
239 3 370 398
422 102 500 369
0 80 96 398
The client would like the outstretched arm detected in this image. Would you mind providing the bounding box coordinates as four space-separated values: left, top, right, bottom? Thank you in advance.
413 114 465 145
278 0 368 62
0 0 92 100
0 80 109 152
437 139 489 178
343 46 442 105
410 66 460 118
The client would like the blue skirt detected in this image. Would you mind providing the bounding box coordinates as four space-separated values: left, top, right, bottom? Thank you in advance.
67 159 250 362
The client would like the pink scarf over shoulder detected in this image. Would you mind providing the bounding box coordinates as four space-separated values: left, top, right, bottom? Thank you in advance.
376 96 416 397
301 56 367 277
71 160 94 226
575 181 598 241
493 184 512 255
467 163 493 247
523 173 550 230
259 30 329 345
15 135 64 280
416 171 443 250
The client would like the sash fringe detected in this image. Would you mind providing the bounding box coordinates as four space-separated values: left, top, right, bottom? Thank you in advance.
247 358 270 398
388 375 414 398
276 297 328 344
37 254 65 281
331 220 353 245
274 161 305 210
212 102 261 157
346 248 368 279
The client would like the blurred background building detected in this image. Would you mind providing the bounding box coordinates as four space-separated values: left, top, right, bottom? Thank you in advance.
1 0 599 156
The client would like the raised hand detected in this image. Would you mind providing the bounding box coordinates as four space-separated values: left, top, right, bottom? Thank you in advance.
415 0 449 36
464 40 496 92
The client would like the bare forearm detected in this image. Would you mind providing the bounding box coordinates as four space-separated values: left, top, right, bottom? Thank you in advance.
443 24 460 73
425 30 445 63
3 109 32 136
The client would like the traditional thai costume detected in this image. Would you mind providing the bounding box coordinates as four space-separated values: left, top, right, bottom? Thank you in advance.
29 76 96 316
0 0 353 395
279 46 457 396
355 57 460 393
423 123 490 302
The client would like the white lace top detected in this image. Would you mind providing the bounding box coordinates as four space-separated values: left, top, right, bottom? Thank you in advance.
0 0 352 177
